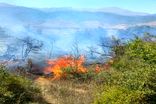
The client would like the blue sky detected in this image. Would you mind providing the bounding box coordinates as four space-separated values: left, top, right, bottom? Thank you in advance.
0 0 156 13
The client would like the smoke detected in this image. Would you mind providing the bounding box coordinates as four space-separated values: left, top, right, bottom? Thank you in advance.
106 29 118 38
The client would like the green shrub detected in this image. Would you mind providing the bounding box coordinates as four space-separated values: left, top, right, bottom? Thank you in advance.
62 66 96 81
94 86 146 104
94 36 156 104
0 66 42 104
125 38 156 64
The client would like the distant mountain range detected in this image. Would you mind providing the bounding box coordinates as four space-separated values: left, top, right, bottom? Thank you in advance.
0 3 156 60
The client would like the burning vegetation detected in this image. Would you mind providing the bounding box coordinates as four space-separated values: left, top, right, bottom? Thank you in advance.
44 55 88 80
42 55 114 80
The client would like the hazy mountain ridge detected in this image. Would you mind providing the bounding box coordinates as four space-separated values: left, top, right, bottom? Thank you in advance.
0 3 156 59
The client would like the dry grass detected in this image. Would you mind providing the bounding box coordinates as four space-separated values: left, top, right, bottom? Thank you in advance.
35 77 95 104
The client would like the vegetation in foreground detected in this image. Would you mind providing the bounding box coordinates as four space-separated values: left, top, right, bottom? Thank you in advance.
94 36 156 104
0 35 156 104
0 66 48 104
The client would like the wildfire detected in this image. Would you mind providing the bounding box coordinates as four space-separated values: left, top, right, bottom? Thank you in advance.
44 55 87 80
95 65 101 73
43 55 114 80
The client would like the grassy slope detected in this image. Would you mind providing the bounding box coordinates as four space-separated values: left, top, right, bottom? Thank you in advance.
35 77 95 104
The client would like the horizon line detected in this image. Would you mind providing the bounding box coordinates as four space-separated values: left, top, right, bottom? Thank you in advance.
0 2 154 14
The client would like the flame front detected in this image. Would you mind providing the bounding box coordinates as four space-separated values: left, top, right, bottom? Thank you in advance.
44 56 87 80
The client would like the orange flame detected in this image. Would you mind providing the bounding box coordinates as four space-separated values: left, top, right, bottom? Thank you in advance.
95 65 101 73
44 55 87 80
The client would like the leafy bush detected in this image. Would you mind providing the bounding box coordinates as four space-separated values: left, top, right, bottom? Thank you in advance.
125 38 156 64
0 66 43 104
94 36 156 104
94 86 145 104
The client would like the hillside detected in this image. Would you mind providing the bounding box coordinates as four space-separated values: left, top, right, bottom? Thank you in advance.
0 3 156 59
